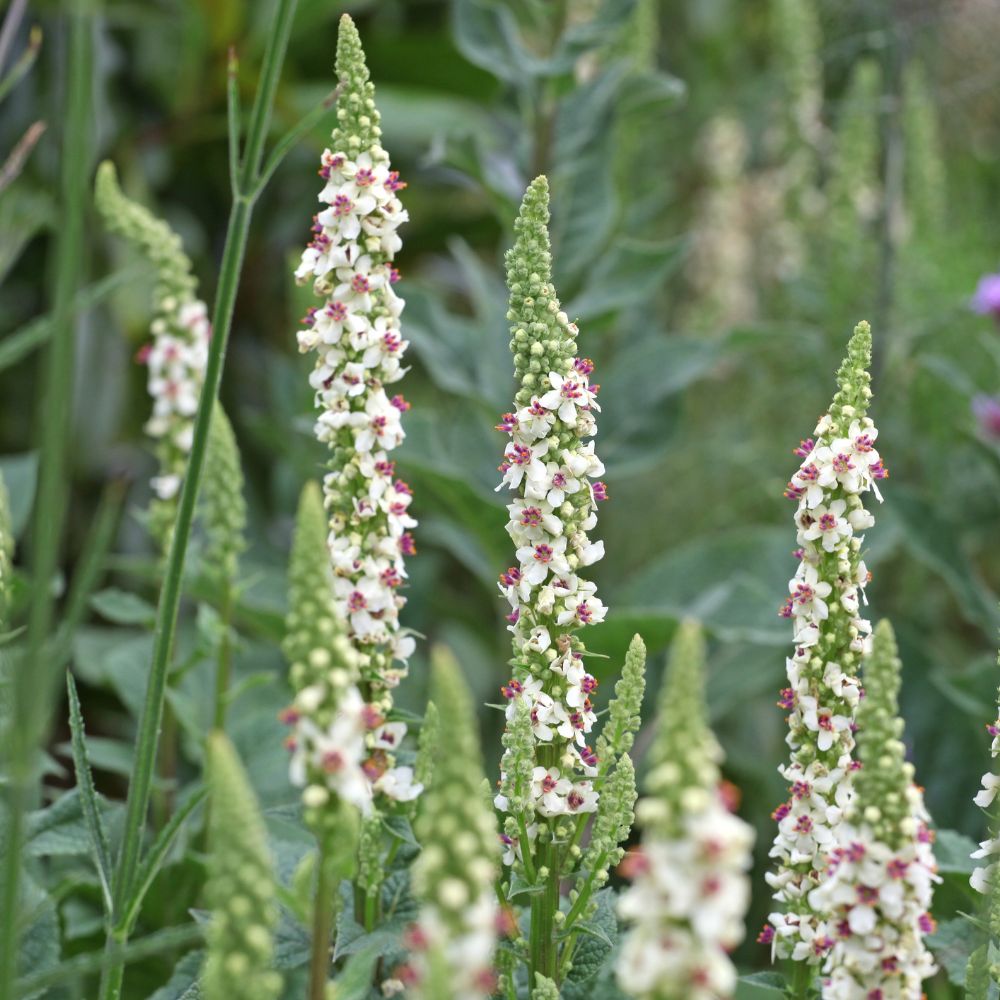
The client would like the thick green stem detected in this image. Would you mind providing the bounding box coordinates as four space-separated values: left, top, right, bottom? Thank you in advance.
0 1 92 993
98 5 300 996
790 958 812 999
528 746 560 985
308 848 334 1000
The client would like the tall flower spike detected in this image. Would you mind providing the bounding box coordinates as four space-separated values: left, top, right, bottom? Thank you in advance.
970 672 1000 937
409 646 499 999
280 482 371 822
293 14 417 723
809 620 938 997
496 175 607 827
902 60 946 235
617 620 754 1000
202 733 282 1000
95 161 210 546
765 320 885 963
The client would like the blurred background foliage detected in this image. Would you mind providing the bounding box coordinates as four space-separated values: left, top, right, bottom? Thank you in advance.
3 0 1000 994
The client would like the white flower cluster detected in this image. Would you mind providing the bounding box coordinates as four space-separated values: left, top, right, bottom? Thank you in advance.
971 707 1000 894
617 798 754 1000
766 414 888 958
404 893 498 1000
142 297 211 501
494 356 609 832
283 685 422 813
808 800 938 998
295 146 417 685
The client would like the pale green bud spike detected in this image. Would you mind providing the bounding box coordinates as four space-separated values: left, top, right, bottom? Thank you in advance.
283 482 356 695
595 633 647 772
94 160 198 309
965 944 990 1000
902 61 945 233
201 401 247 590
500 695 536 817
333 14 382 153
771 0 822 146
413 647 498 924
643 620 721 835
854 620 912 847
0 471 12 626
414 700 440 792
203 733 282 1000
505 177 577 405
581 754 636 892
830 320 874 434
828 59 882 258
531 973 560 1000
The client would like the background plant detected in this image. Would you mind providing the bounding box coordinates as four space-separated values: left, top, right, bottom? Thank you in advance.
2 0 1000 997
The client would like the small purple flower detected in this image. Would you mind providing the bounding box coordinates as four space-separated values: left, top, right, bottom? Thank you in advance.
972 273 1000 319
973 394 1000 438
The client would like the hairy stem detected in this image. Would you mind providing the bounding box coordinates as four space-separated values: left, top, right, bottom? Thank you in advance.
212 585 235 732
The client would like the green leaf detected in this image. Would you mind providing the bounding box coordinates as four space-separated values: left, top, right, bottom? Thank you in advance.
565 889 617 985
66 672 114 917
14 877 59 1000
0 452 37 537
934 828 979 875
330 941 381 1000
927 916 986 986
146 950 204 1000
506 871 547 902
25 788 122 858
90 587 157 627
736 972 787 997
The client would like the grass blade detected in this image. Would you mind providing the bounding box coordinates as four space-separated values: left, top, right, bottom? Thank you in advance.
65 672 114 918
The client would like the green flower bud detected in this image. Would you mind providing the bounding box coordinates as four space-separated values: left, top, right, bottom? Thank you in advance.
965 945 990 1000
203 733 281 1000
201 402 247 591
902 61 945 234
333 15 382 154
581 753 636 887
531 973 560 1000
596 633 647 771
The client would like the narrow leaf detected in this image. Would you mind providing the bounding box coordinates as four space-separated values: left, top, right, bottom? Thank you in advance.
65 672 114 917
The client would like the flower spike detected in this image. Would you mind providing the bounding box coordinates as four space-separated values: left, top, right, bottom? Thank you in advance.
766 320 886 963
617 620 754 999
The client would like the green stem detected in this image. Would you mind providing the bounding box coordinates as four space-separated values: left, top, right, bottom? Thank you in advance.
98 4 301 996
789 958 811 999
528 746 560 985
363 887 378 932
0 2 92 994
308 847 334 1000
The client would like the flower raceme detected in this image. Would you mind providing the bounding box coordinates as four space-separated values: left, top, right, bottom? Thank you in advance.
294 14 417 714
617 621 754 1000
494 176 609 836
292 15 420 808
765 321 887 963
94 161 210 544
970 679 1000 941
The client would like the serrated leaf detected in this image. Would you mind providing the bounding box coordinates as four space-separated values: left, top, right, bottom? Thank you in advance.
506 870 546 902
25 787 122 858
565 889 617 985
90 587 157 627
66 672 114 916
331 941 381 1000
146 950 204 1000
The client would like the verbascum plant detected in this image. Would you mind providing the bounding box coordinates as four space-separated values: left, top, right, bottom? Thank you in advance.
902 60 946 235
827 61 882 271
203 732 282 1000
407 646 499 999
293 14 418 746
771 0 823 153
809 621 938 998
493 176 645 985
281 481 371 822
764 321 887 966
616 621 754 1000
95 161 210 546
